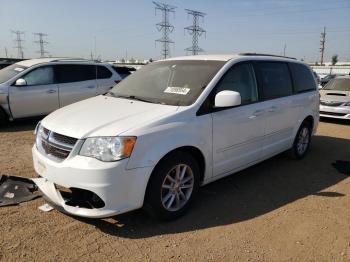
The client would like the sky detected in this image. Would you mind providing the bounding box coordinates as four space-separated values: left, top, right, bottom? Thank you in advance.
0 0 349 62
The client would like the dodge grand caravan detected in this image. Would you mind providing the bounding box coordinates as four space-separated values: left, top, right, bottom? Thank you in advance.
32 54 319 220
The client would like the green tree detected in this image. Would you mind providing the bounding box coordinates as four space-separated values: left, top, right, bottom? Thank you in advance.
331 54 338 65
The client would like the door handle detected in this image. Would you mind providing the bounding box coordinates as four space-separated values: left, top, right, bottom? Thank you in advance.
46 89 56 94
86 85 95 89
267 106 277 112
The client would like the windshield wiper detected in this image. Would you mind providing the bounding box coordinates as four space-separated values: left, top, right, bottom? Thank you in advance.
107 93 156 104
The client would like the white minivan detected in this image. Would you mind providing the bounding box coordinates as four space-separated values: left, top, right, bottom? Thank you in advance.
32 54 319 220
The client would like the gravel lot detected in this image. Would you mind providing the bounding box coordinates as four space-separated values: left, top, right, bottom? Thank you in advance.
0 118 350 261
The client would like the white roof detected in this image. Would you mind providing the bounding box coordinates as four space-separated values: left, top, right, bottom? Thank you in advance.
16 57 94 67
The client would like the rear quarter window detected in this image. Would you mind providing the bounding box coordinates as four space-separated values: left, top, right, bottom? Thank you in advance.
289 63 316 93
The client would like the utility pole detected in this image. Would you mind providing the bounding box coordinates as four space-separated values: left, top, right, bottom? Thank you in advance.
320 27 326 65
184 9 206 55
34 32 49 57
11 30 25 59
4 47 8 58
283 44 287 56
153 1 177 59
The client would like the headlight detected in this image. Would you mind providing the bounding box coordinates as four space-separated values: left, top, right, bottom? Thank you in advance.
35 123 44 147
79 136 136 162
343 102 350 106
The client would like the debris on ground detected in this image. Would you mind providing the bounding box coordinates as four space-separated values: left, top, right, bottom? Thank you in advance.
38 203 54 212
0 175 40 207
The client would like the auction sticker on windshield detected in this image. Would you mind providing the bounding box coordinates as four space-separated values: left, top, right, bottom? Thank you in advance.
164 86 190 95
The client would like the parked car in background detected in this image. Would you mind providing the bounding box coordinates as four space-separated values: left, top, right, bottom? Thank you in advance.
320 74 345 87
32 54 319 220
0 58 121 123
320 76 350 120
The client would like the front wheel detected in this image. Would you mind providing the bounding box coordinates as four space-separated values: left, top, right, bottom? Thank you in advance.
289 121 312 159
144 151 200 221
0 109 8 126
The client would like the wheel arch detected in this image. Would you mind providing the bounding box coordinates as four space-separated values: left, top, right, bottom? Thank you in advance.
144 146 206 202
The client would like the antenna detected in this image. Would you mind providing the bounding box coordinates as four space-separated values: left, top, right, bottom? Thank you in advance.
184 9 206 55
153 1 177 59
11 30 25 59
34 32 49 57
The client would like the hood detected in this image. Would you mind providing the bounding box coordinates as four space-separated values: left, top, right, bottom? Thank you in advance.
41 95 178 138
320 89 350 103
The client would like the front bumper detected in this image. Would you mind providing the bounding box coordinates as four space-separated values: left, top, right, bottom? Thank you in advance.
32 145 154 218
320 105 350 120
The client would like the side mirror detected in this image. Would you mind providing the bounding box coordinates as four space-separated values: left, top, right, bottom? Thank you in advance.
214 90 241 108
15 78 27 86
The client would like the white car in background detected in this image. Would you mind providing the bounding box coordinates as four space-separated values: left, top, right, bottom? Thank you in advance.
32 54 319 220
0 58 121 123
320 76 350 119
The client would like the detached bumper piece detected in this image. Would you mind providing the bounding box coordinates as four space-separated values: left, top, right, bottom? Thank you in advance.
0 175 40 207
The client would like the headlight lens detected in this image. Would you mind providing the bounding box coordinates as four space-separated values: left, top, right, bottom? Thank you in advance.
79 136 136 162
343 102 350 106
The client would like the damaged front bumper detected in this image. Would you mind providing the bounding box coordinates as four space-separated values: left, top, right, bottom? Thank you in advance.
32 146 154 218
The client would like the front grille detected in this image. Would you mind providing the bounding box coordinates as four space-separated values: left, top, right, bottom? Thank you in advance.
320 101 343 107
37 127 78 161
320 111 347 116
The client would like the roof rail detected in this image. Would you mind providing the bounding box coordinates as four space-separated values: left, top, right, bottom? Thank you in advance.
50 58 101 63
239 53 297 60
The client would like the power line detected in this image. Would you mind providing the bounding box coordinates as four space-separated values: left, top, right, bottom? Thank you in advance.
184 9 206 55
320 27 326 65
153 1 177 59
34 32 49 57
11 30 25 59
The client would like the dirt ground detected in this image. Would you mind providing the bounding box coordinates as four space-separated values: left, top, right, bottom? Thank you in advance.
0 118 350 261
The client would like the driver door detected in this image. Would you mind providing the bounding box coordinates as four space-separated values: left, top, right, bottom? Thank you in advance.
9 66 59 118
212 62 266 177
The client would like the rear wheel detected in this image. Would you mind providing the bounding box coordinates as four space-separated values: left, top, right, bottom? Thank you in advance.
289 121 312 159
144 151 200 220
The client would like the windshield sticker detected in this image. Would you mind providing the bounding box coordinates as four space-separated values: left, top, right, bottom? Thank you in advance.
164 86 190 95
14 68 24 72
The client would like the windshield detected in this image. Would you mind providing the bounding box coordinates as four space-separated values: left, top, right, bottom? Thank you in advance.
108 60 225 106
323 78 350 91
0 64 28 84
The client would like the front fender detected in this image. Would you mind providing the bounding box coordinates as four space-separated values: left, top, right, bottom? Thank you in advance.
126 115 213 181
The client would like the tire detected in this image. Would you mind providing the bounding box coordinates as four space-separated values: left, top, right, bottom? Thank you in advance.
289 121 312 159
0 109 8 126
144 151 200 221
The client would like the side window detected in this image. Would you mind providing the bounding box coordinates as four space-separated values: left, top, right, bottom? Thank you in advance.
55 65 95 83
289 63 316 93
97 66 112 79
215 63 258 105
256 62 293 100
22 66 54 86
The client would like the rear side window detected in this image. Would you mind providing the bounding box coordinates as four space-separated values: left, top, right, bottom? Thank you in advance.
256 62 293 100
97 66 112 79
289 63 316 93
55 64 96 83
22 66 55 86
